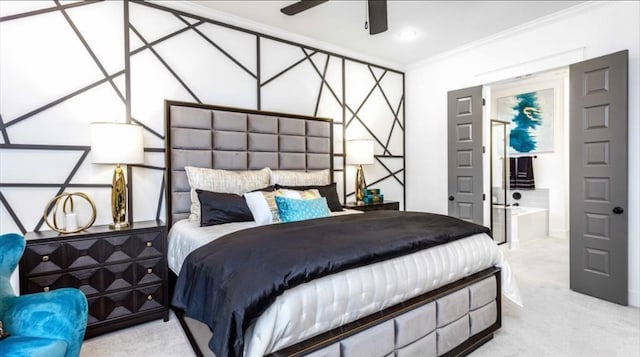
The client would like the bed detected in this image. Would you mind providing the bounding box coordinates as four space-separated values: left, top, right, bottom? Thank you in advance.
164 100 520 357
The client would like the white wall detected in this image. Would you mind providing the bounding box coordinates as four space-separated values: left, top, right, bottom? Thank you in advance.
0 1 405 292
405 1 640 306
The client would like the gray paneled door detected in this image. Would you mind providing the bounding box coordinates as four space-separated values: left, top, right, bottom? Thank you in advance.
570 50 628 305
448 86 483 224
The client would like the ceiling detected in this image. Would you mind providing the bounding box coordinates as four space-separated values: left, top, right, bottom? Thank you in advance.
189 1 584 69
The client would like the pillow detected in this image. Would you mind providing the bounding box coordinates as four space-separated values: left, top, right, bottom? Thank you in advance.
184 167 270 221
270 169 330 186
275 196 331 223
196 190 254 227
277 183 342 212
251 185 278 192
244 189 321 225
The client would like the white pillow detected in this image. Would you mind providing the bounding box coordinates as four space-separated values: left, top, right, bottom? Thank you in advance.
244 189 320 225
184 167 270 221
270 169 330 186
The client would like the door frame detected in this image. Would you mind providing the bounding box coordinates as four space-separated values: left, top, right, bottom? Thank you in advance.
452 50 629 305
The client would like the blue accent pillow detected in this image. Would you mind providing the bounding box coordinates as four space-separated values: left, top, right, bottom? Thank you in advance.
274 196 331 223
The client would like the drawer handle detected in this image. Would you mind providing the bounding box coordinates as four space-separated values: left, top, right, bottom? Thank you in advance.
42 255 50 262
43 286 50 292
147 295 153 301
147 268 153 274
146 241 153 247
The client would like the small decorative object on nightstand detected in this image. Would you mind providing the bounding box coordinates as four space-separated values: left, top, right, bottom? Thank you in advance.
19 220 168 338
343 200 400 212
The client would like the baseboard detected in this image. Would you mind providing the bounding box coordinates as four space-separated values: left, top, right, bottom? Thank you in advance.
549 228 568 239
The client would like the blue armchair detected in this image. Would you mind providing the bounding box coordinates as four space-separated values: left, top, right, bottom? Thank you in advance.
0 233 88 357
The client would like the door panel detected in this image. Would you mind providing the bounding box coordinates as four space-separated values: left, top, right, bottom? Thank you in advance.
570 50 628 305
448 86 483 224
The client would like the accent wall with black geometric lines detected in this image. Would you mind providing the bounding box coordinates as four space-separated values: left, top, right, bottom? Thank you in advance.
0 0 405 234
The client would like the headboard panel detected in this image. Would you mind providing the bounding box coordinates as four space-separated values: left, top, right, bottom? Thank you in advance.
165 100 333 227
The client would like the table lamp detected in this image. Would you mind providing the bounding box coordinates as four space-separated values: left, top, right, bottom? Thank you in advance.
346 139 374 204
91 122 143 229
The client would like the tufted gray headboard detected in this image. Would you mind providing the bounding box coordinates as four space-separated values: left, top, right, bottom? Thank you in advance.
164 100 334 227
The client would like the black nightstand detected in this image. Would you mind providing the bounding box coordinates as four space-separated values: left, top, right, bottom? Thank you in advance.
343 201 400 212
19 220 168 338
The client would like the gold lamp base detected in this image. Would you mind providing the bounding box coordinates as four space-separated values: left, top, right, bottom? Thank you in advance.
355 164 366 204
109 222 129 230
110 164 129 230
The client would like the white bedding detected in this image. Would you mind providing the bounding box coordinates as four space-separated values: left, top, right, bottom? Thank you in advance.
168 214 522 357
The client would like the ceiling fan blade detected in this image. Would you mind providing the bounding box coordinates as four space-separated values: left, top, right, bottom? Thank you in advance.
281 0 329 16
368 0 388 35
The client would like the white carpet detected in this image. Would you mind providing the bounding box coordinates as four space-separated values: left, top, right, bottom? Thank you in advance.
80 237 640 356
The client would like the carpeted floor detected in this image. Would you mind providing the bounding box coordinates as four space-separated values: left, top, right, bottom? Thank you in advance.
80 236 640 357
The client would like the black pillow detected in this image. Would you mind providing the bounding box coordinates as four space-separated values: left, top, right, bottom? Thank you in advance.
196 189 254 227
250 185 277 192
276 182 343 212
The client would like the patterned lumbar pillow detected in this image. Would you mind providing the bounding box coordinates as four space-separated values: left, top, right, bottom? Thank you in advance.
269 169 330 186
184 167 270 221
275 196 331 223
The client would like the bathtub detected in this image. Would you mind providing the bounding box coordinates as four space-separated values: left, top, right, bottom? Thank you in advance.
508 206 548 249
492 205 549 249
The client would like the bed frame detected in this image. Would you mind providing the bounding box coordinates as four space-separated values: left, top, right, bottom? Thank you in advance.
164 100 501 357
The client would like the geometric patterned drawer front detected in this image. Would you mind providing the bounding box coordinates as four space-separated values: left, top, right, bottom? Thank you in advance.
24 258 163 297
26 268 99 295
23 242 71 275
23 231 164 276
87 283 164 324
103 230 163 263
135 284 165 312
134 258 164 286
103 262 136 292
132 231 164 260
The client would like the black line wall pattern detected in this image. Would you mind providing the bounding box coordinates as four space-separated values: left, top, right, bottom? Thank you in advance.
0 0 405 234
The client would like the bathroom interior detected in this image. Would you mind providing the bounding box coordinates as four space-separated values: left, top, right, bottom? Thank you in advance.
486 67 570 249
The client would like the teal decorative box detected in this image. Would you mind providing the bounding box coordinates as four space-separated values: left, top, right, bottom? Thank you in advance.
366 188 380 196
363 189 383 203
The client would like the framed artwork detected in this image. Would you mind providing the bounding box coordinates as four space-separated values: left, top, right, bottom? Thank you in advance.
497 88 555 154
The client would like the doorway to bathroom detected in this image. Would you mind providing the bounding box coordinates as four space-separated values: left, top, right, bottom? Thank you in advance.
487 67 569 250
447 50 629 305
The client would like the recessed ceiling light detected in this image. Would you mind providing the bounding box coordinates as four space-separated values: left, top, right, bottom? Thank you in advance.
398 29 418 42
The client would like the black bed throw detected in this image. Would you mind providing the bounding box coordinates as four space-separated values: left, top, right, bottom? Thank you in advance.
171 211 490 357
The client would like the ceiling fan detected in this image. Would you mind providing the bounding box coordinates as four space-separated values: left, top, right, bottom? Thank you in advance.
280 0 388 35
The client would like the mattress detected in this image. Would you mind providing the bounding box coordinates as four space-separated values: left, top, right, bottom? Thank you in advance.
168 215 521 357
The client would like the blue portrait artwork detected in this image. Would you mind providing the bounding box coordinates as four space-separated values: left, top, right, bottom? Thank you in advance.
497 88 555 154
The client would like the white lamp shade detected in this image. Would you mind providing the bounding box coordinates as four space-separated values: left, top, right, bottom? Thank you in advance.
91 122 144 164
346 139 374 165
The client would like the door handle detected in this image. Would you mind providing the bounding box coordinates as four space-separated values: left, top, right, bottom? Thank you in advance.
613 206 624 214
448 196 455 201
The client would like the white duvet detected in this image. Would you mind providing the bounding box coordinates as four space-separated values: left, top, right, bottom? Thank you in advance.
168 214 522 357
